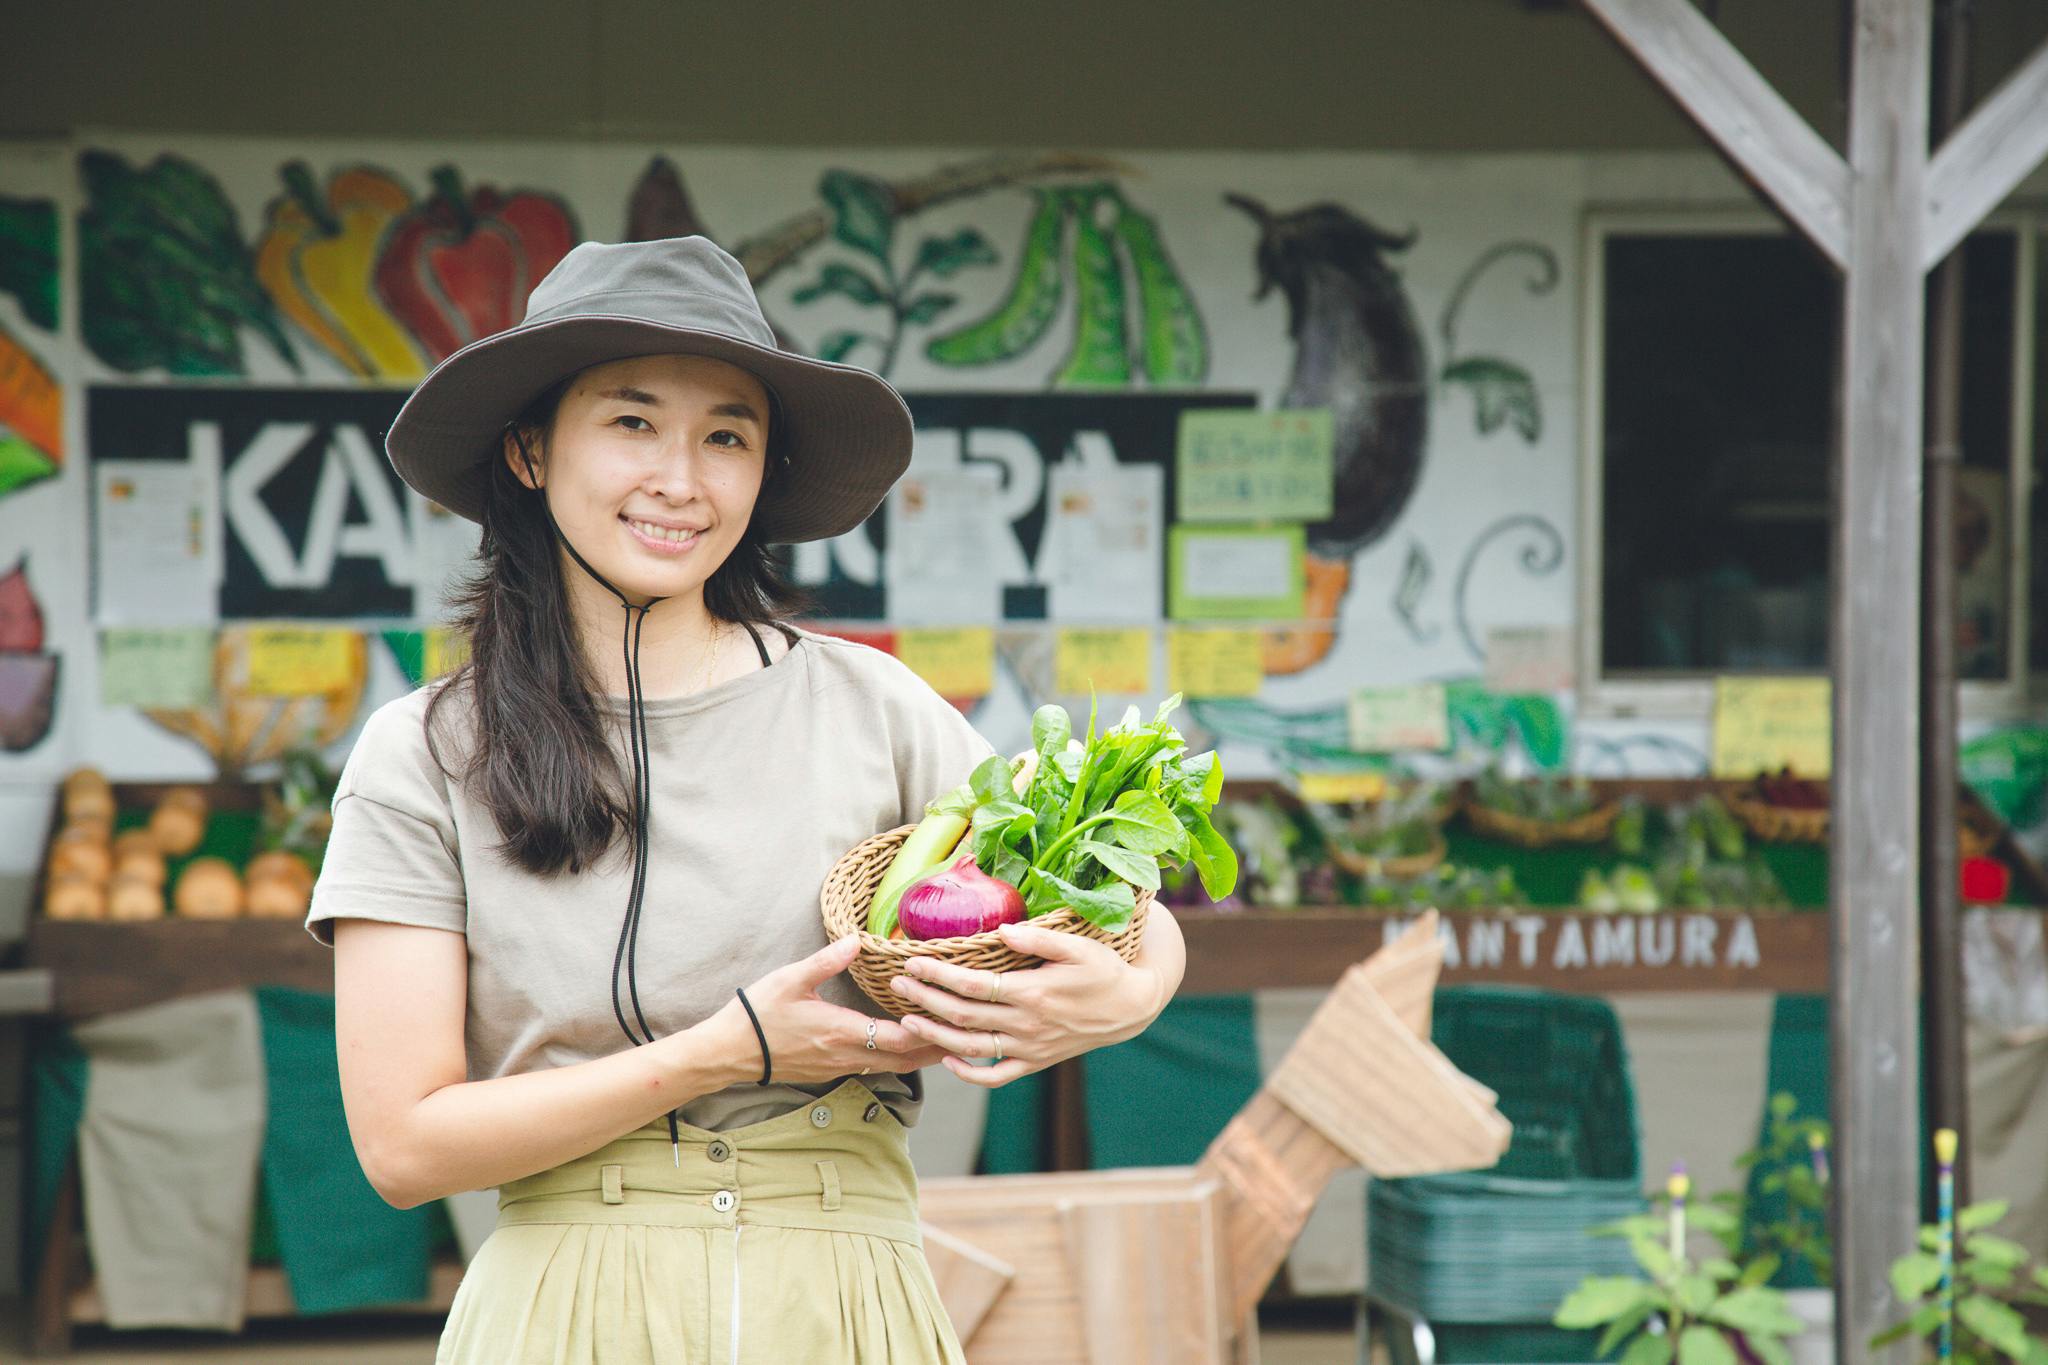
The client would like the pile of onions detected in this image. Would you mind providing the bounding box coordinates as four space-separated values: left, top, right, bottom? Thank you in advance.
898 854 1025 941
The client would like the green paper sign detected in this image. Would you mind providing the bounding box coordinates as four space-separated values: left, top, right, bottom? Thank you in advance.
1176 408 1334 522
100 628 215 709
1167 523 1307 621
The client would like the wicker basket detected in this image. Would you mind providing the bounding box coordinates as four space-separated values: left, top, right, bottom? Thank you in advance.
1463 798 1622 849
1725 788 1830 844
1328 829 1449 881
820 825 1153 1017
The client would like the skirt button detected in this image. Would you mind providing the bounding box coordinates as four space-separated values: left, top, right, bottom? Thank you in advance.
712 1189 737 1213
707 1140 732 1163
809 1105 833 1128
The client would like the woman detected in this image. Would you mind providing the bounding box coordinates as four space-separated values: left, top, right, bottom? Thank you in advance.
306 235 1187 1363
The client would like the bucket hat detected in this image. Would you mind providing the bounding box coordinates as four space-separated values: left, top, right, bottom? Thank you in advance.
383 235 913 543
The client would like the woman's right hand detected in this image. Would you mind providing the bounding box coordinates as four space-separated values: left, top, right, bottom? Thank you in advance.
705 934 948 1086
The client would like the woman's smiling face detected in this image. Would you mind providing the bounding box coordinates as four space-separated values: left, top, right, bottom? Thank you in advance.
506 353 773 604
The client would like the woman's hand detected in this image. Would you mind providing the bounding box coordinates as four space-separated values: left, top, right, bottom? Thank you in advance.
707 936 950 1086
889 919 1173 1089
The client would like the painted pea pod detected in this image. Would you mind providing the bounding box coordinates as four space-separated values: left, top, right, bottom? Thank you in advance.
1113 202 1208 385
926 187 1068 366
1053 189 1131 388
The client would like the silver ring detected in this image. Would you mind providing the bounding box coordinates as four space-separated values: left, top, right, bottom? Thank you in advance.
989 972 1003 1005
864 1019 879 1051
989 1031 1004 1063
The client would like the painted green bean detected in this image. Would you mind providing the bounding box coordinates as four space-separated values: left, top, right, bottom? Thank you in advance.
1114 203 1207 385
1053 190 1130 388
925 188 1068 367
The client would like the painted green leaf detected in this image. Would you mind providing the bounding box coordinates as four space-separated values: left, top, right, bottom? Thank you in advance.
0 435 58 499
819 170 895 263
792 263 886 309
914 228 997 279
1442 354 1542 442
0 196 58 331
901 293 958 326
814 331 867 363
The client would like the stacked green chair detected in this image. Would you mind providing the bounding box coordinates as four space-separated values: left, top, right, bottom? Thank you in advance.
1360 987 1648 1365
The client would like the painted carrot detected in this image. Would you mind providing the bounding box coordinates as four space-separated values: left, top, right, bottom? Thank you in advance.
0 324 60 460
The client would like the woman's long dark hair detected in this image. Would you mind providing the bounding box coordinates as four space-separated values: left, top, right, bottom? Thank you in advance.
425 375 813 875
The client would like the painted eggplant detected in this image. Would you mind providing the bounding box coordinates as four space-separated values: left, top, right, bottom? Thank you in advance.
1227 194 1429 557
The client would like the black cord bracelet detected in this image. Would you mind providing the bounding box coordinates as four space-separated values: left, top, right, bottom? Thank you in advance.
734 987 772 1086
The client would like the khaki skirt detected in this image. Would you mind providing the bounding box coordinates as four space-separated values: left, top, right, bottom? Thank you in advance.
437 1078 966 1364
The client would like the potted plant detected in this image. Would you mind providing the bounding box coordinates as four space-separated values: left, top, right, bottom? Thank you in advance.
1466 767 1621 847
1554 1170 1806 1365
1873 1191 2048 1364
1711 1094 1833 1365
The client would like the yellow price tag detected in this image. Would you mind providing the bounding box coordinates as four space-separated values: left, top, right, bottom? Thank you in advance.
243 627 358 696
897 628 995 698
1167 628 1264 698
1712 677 1831 778
1055 628 1153 696
1295 770 1390 804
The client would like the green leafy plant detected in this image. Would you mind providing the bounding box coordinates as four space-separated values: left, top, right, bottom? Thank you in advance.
1358 862 1526 910
1873 1198 2048 1365
793 169 997 375
1710 1093 1831 1286
1554 1199 1803 1365
968 694 1238 932
1473 766 1599 823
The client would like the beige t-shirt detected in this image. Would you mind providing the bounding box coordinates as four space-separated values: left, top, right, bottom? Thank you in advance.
305 624 998 1132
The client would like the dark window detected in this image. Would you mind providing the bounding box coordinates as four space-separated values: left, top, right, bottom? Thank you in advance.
1600 229 2017 681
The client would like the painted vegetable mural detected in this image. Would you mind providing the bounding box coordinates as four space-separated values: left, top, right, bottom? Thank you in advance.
255 162 427 379
78 150 298 376
0 559 58 752
371 166 579 363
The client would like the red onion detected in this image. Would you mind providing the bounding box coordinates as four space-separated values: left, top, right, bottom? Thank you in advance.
898 854 1026 941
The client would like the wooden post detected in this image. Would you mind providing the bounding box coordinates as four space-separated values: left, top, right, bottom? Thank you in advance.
1832 8 1929 1362
1919 0 1972 1212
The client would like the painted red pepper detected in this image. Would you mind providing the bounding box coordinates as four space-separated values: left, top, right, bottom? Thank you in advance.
373 166 578 361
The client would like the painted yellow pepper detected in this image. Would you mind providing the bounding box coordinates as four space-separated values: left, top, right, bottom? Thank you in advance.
256 163 426 379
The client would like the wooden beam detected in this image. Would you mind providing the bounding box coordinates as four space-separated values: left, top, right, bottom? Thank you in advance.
1924 36 2048 268
1579 0 1850 267
1832 2 1931 1361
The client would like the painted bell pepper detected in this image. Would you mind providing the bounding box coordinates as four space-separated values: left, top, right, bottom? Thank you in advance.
255 162 426 380
374 166 579 362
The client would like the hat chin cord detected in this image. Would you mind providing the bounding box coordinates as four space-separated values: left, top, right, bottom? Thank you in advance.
513 436 688 1163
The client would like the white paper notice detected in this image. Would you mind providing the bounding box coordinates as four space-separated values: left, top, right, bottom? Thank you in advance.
884 464 1005 624
94 460 220 626
1042 462 1163 622
1179 532 1295 602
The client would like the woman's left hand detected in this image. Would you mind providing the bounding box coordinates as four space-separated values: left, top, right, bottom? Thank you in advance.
890 920 1167 1089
